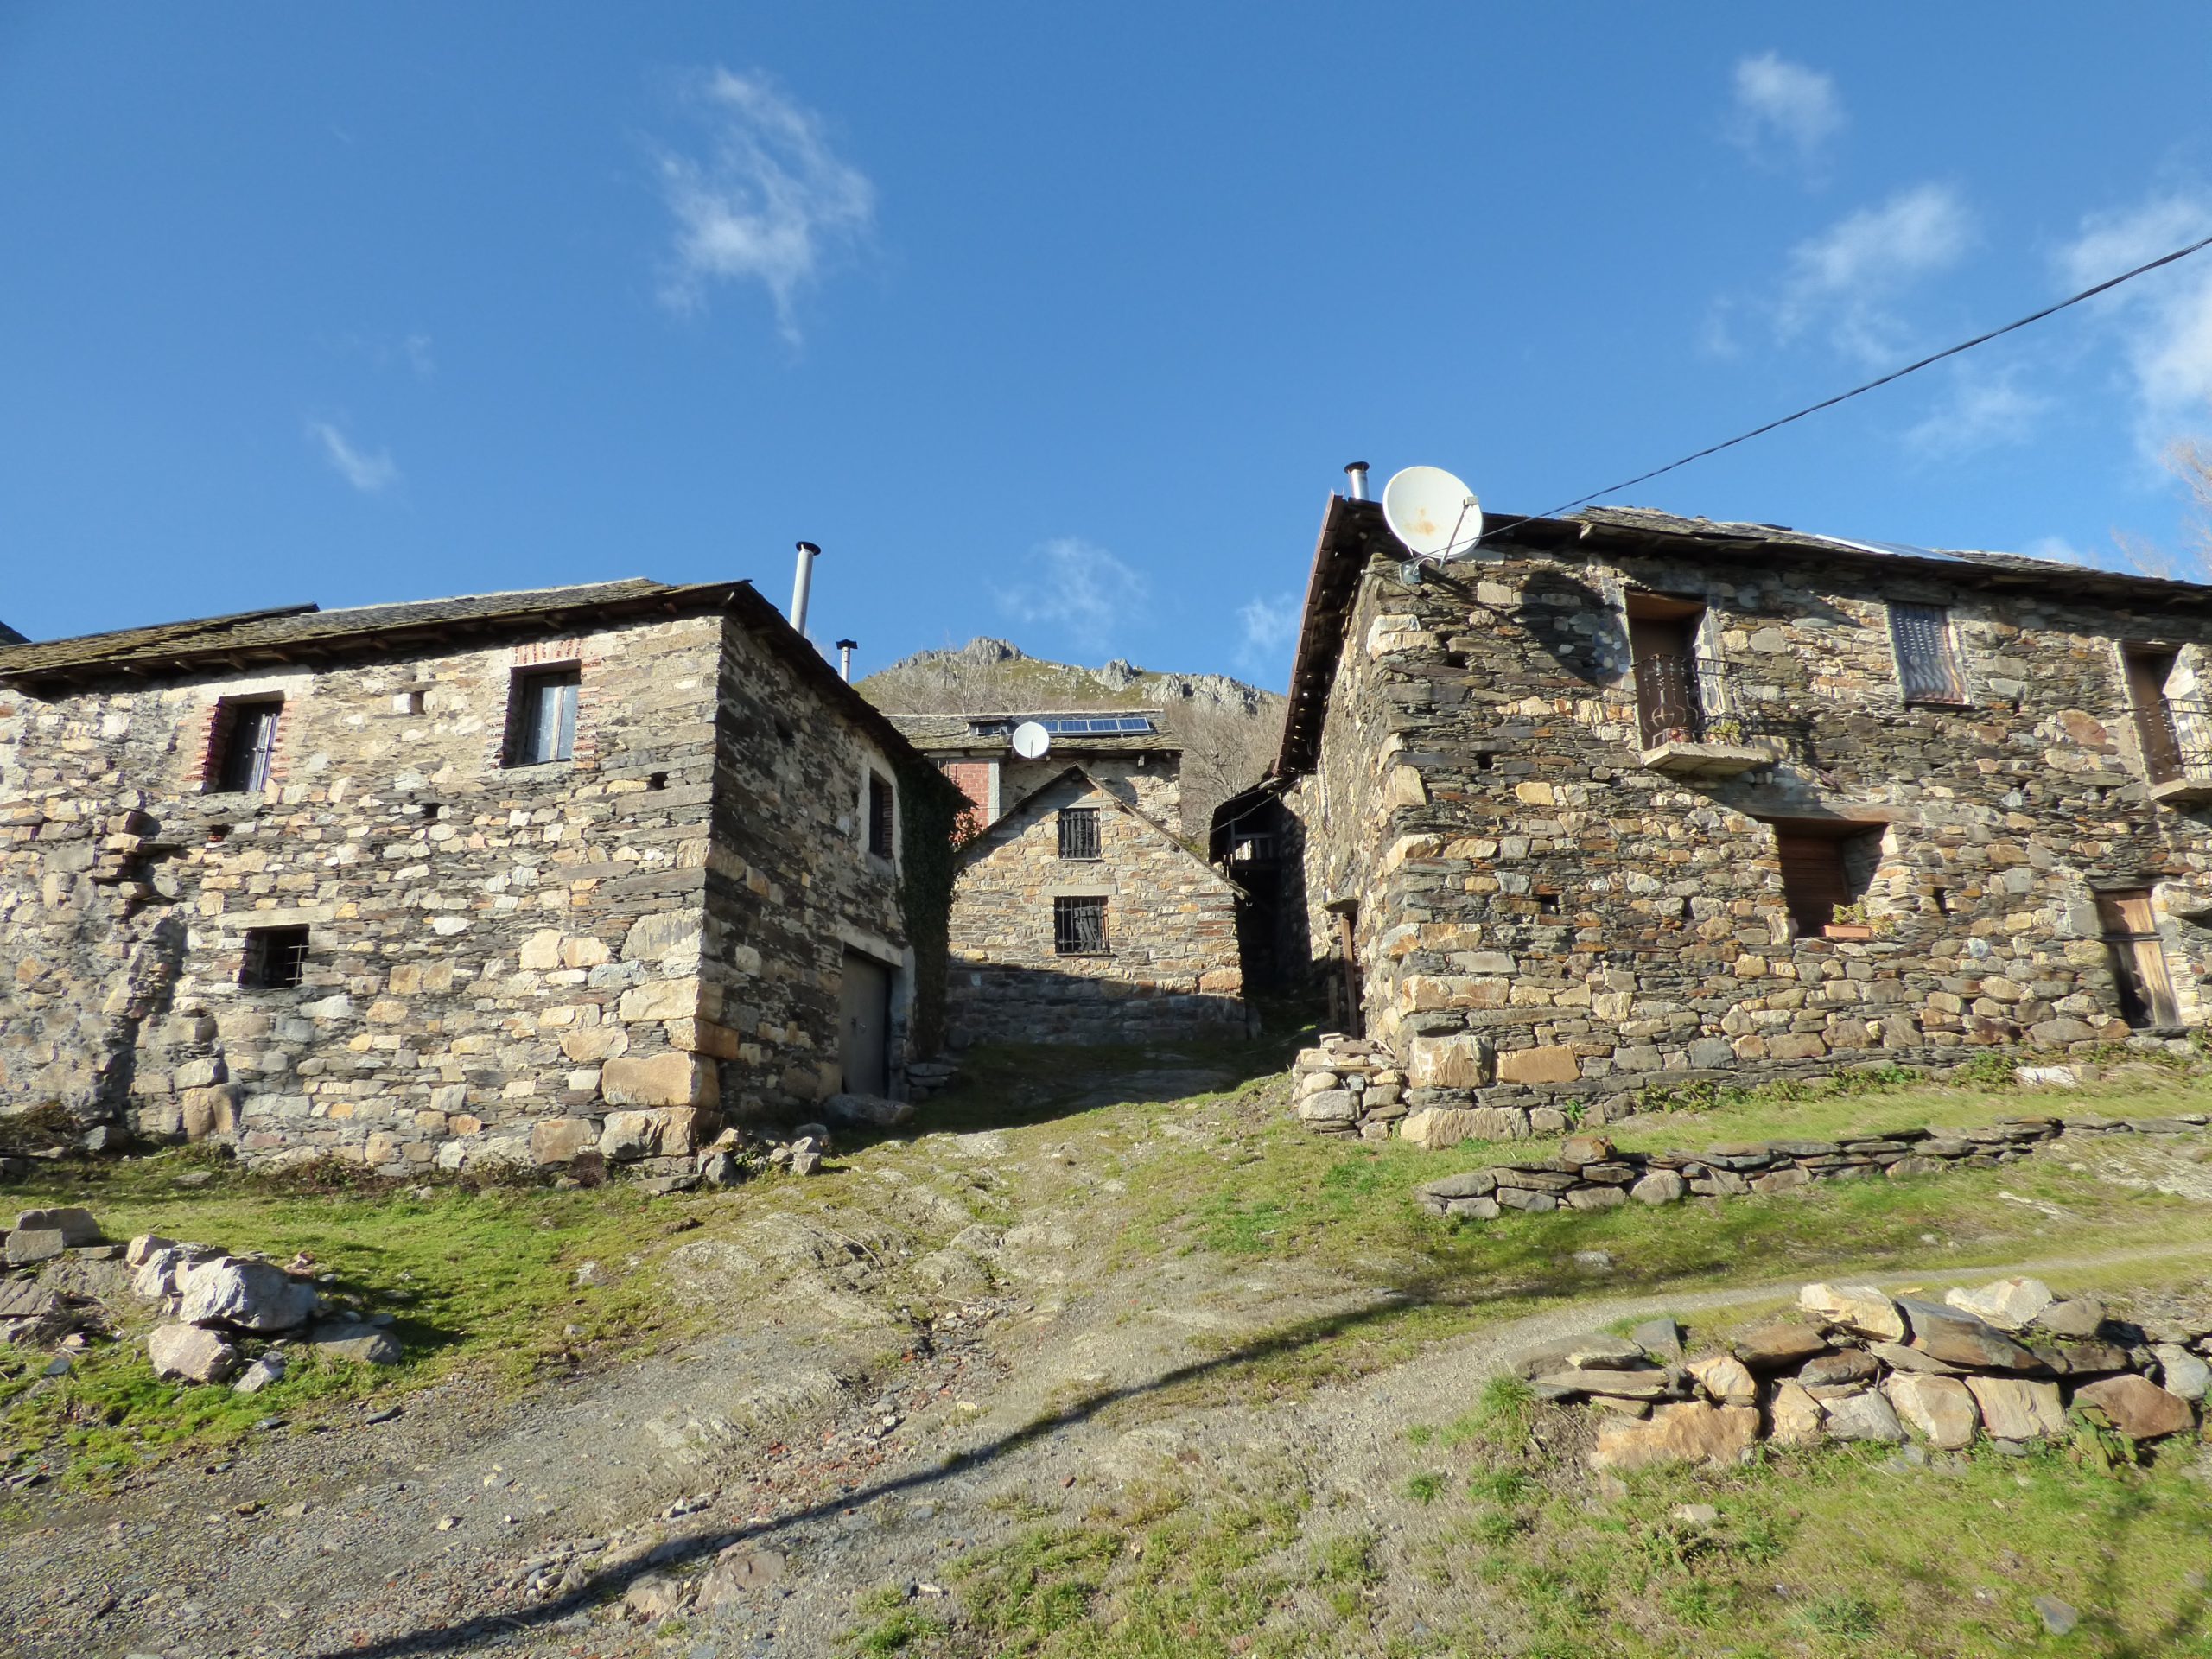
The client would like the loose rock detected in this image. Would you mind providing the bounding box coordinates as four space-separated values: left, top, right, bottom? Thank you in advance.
148 1323 241 1384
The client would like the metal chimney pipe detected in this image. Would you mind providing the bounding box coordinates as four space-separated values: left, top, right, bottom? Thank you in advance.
1344 462 1370 501
790 542 821 635
835 639 857 682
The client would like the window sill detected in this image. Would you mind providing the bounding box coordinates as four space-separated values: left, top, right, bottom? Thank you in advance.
1054 950 1114 959
501 757 575 772
1637 738 1781 779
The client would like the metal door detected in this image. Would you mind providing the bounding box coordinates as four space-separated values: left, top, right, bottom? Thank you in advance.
839 952 892 1097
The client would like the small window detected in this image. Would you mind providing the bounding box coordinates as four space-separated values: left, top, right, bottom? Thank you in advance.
1058 806 1101 860
506 668 579 766
1053 895 1109 956
207 698 283 794
240 925 310 990
867 771 895 859
1888 603 1967 705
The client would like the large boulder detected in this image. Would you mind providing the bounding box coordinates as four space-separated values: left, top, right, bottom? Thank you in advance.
12 1207 101 1247
1820 1389 1907 1444
1798 1283 1906 1342
1965 1376 2065 1441
134 1243 226 1301
1885 1374 1979 1449
176 1257 320 1332
307 1320 403 1366
1590 1402 1758 1471
1731 1323 1830 1370
1942 1277 2053 1332
1630 1170 1686 1205
2074 1375 2196 1440
3 1230 66 1268
1897 1298 2042 1372
148 1323 240 1384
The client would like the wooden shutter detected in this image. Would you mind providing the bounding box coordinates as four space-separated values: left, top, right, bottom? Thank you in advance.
1773 830 1850 937
2095 888 2180 1027
1889 603 1965 704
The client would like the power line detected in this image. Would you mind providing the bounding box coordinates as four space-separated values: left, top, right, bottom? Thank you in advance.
1515 226 2212 526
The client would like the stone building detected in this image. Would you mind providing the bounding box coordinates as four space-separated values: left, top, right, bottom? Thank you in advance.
0 577 961 1171
887 711 1244 1042
940 766 1243 1044
1274 486 2212 1130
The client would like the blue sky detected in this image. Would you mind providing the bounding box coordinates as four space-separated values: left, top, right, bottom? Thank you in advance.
6 6 2212 690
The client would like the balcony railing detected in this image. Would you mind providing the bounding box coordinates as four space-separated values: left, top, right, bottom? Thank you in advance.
1631 653 1739 747
2141 696 2212 801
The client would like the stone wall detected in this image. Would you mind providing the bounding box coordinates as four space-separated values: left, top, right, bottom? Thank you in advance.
1408 1114 2207 1221
1289 536 2212 1115
0 609 930 1171
945 770 1243 1044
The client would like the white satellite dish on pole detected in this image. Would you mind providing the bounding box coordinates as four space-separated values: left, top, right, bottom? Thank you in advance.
1381 466 1484 560
1010 721 1051 760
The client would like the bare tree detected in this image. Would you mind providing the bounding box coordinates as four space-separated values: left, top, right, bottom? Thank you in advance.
2113 440 2212 583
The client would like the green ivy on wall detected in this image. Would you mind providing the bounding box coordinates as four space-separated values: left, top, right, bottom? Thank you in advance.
895 756 964 1057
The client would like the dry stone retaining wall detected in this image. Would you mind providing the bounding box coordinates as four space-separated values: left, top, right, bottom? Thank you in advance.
1410 1115 2210 1223
1519 1276 2212 1472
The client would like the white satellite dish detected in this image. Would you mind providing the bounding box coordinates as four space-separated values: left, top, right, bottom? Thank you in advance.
1381 466 1484 560
1010 721 1051 760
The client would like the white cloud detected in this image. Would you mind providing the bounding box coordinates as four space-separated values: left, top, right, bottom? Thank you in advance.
308 420 397 493
403 333 435 379
1232 593 1300 682
2056 192 2212 456
1730 52 1844 165
1777 183 1975 365
653 67 874 341
1905 367 2050 457
995 538 1148 654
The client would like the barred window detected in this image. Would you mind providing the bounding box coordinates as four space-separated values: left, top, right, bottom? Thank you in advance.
506 668 579 766
240 925 309 990
867 771 895 859
1887 603 1967 705
1052 895 1109 955
1058 806 1100 860
208 698 282 794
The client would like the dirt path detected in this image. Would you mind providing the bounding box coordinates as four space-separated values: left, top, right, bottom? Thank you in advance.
19 1231 2194 1659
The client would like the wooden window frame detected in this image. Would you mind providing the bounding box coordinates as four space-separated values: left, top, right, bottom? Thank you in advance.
1886 601 1970 708
2094 887 2181 1028
504 666 580 767
866 770 896 861
207 696 283 795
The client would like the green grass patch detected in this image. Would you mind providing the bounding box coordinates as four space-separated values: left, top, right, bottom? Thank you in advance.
0 1156 717 1486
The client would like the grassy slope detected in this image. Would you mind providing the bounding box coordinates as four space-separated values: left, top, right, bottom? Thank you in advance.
845 1045 2212 1658
0 1160 725 1488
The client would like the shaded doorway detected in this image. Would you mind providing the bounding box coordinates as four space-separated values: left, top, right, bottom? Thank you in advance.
840 951 893 1096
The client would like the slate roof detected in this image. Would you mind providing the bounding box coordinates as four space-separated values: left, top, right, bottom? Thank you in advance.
0 576 956 790
887 709 1179 757
1274 495 2212 779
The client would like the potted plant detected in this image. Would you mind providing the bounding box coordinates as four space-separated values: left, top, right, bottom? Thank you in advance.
1823 900 1875 940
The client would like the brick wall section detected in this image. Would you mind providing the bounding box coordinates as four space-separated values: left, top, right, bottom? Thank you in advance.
0 610 924 1169
945 771 1243 1043
1288 538 2212 1115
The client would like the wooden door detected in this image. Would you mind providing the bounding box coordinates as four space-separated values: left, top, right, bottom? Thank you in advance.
2095 889 2179 1028
1772 830 1851 938
839 952 893 1096
1330 906 1363 1038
